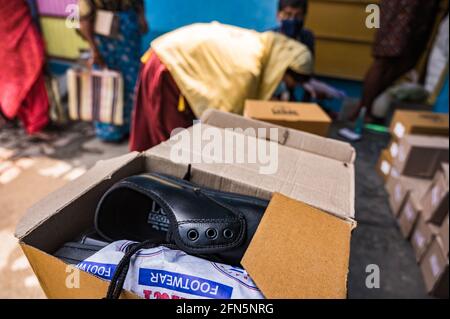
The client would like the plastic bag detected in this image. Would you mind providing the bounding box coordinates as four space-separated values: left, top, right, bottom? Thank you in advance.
77 240 264 300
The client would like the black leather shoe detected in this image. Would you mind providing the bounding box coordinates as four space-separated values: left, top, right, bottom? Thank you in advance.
95 173 269 266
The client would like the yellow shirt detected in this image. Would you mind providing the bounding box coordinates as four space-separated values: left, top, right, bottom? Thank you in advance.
147 22 313 117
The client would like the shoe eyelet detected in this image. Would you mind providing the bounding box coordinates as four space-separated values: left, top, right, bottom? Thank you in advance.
187 229 199 241
223 229 234 239
206 228 218 239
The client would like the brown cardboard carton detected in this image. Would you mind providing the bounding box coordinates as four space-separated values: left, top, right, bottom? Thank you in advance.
397 194 422 239
390 110 449 140
376 149 393 182
439 214 449 257
420 237 449 299
393 135 449 179
410 215 440 262
15 110 356 299
386 175 432 217
243 100 332 137
422 164 449 225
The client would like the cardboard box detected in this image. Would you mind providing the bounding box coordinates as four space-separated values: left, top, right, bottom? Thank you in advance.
439 214 449 257
420 237 449 299
376 149 393 182
392 135 449 179
386 175 432 217
243 100 332 137
15 110 356 299
397 194 423 239
390 110 449 140
410 216 440 262
421 164 449 225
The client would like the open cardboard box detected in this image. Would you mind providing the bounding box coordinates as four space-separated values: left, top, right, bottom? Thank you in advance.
393 135 449 179
15 110 356 299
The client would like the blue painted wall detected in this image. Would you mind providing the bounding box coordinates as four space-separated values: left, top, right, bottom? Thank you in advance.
141 0 279 51
434 76 449 114
49 0 279 74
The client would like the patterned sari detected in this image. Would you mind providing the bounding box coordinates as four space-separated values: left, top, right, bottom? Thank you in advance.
79 0 143 142
94 10 142 142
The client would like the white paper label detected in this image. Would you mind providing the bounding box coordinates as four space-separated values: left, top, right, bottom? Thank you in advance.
381 161 391 175
395 184 403 203
394 122 406 139
414 232 425 249
430 255 442 278
95 10 115 36
390 143 399 159
431 186 442 207
405 203 415 222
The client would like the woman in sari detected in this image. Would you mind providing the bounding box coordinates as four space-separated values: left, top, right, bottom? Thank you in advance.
130 22 314 152
0 0 49 136
79 0 149 142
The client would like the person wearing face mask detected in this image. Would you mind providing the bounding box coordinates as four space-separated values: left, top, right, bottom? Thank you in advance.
272 0 346 104
130 22 313 152
274 0 315 57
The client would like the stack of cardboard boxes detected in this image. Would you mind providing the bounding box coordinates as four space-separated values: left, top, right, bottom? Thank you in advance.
376 110 449 298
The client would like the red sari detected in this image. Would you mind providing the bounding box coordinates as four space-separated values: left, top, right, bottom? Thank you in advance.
130 53 196 152
0 0 49 134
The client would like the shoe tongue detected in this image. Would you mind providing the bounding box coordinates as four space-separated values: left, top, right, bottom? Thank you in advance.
146 200 170 236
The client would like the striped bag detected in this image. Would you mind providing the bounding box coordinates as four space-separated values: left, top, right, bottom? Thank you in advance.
36 0 78 17
67 68 124 125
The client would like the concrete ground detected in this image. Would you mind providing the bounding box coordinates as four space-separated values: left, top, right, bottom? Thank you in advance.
0 122 128 299
0 121 428 299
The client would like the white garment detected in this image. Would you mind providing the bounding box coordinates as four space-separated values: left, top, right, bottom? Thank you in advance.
425 15 449 94
77 240 264 300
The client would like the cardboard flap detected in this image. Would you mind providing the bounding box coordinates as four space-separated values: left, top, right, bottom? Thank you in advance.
15 152 142 240
242 194 354 299
147 123 355 219
20 244 140 299
201 110 355 164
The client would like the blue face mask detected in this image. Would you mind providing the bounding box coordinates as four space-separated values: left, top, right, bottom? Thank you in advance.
280 18 304 39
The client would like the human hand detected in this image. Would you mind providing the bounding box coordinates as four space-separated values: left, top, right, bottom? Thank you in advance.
302 79 347 100
89 47 106 68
